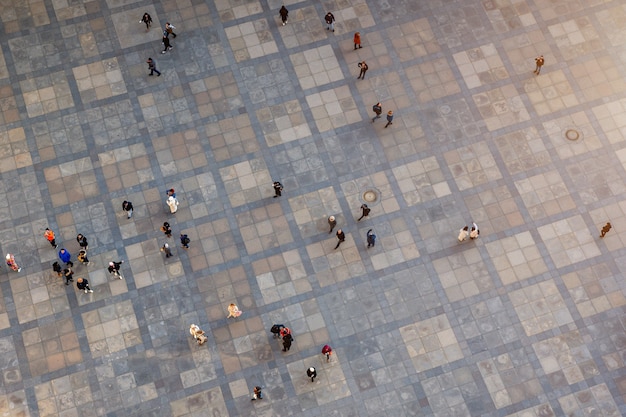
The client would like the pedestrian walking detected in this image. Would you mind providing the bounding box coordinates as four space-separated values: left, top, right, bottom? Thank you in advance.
63 268 74 285
162 31 173 54
59 248 72 267
307 367 317 382
76 233 88 250
600 222 612 238
108 261 124 279
5 254 20 272
166 188 176 198
161 243 173 258
357 61 368 79
251 386 263 401
227 303 242 318
76 277 93 293
44 228 58 248
372 102 382 122
147 58 161 76
279 326 292 339
534 55 544 75
189 324 207 345
273 181 283 198
335 229 345 250
166 195 179 213
180 233 190 249
140 12 152 31
52 261 63 277
354 32 362 49
470 223 480 239
77 250 90 265
385 110 394 128
322 344 333 362
358 203 370 221
282 333 293 351
122 200 133 218
328 215 337 234
366 229 376 247
165 22 177 38
270 324 285 338
325 12 335 32
161 222 172 238
279 5 288 25
458 226 469 242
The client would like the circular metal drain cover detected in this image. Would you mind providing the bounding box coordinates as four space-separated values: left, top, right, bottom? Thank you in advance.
564 128 581 142
362 189 379 204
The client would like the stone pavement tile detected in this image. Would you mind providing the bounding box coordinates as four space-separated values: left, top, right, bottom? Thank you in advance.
367 218 420 271
514 170 575 220
276 5 326 48
252 250 311 305
380 266 440 320
473 84 530 131
570 54 626 103
0 85 20 125
290 45 343 90
483 0 536 33
0 47 9 79
485 231 548 286
138 88 193 134
287 354 351 404
399 313 463 373
565 155 626 205
152 130 208 176
82 100 140 147
82 301 141 358
406 57 462 103
463 185 524 235
72 58 127 103
256 100 312 147
62 18 114 61
8 33 63 75
307 237 365 288
392 156 451 207
111 5 161 49
432 2 492 49
508 280 574 337
225 19 278 62
444 141 502 191
532 330 598 386
206 114 259 162
288 185 341 237
358 72 411 116
493 127 552 175
548 16 601 61
341 172 399 218
169 387 229 416
0 0 49 33
236 204 292 254
162 0 213 32
216 0 262 22
306 86 359 132
389 18 439 62
99 143 154 192
323 0 375 35
592 98 626 145
219 157 273 207
432 249 494 302
189 71 243 119
0 127 33 173
536 216 601 268
423 98 482 146
542 112 602 159
501 30 551 76
524 70 579 116
453 43 508 90
506 403 555 417
596 5 626 47
240 58 296 105
422 368 483 416
191 218 239 269
19 71 74 118
588 201 626 250
558 384 620 417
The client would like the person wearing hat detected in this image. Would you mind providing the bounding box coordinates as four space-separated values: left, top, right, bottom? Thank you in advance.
385 110 394 128
307 367 317 382
328 215 337 234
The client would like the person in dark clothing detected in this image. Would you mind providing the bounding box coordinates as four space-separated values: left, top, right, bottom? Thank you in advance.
372 102 382 122
385 111 394 128
147 58 161 76
76 234 88 250
140 12 152 30
162 32 173 53
325 12 335 32
279 6 288 25
180 233 190 249
328 215 337 234
251 386 263 400
108 261 124 279
335 229 345 250
122 200 133 218
165 22 177 38
76 277 93 293
357 61 368 79
161 243 173 258
77 250 90 265
282 333 293 351
307 367 317 382
322 344 333 362
52 261 62 277
366 229 376 247
273 181 283 197
63 268 74 285
358 203 370 221
271 324 285 338
161 222 172 238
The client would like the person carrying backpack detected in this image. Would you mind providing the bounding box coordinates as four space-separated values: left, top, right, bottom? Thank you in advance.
372 102 382 122
180 233 190 249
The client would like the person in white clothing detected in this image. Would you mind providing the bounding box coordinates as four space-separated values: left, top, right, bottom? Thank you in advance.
166 196 179 213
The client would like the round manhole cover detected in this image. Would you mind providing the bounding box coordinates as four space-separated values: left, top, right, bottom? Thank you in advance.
564 128 581 142
362 189 379 203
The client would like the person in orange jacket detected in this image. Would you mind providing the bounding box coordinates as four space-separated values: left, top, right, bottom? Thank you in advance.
44 228 58 248
354 32 362 49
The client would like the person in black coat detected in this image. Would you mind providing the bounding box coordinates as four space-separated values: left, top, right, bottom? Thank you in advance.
307 367 317 382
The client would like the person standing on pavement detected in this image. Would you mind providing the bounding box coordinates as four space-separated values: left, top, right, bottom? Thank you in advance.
372 102 382 122
282 333 293 351
385 110 394 128
76 234 88 250
180 233 190 249
354 32 362 49
167 195 179 213
322 344 333 362
162 31 173 54
307 367 317 382
534 55 544 75
165 22 177 38
366 229 376 247
328 215 337 234
5 254 20 272
161 222 172 238
358 203 370 221
227 303 242 318
63 267 74 286
44 228 58 248
147 58 161 76
76 277 93 293
59 248 72 267
161 243 173 258
470 223 480 239
122 200 134 218
108 261 124 279
357 61 368 79
458 226 469 242
279 6 288 25
335 229 345 250
52 261 63 277
325 12 335 32
140 12 152 31
273 181 283 198
77 250 90 265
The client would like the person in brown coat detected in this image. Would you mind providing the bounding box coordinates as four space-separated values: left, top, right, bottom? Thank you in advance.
334 229 345 250
354 32 362 49
357 61 368 79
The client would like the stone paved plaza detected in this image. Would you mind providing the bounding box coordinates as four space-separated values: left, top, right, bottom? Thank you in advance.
2 0 626 416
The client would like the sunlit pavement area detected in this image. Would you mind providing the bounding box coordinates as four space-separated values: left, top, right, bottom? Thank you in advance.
1 0 626 416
